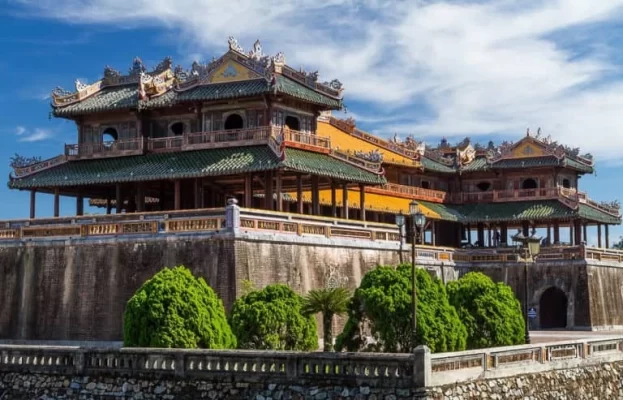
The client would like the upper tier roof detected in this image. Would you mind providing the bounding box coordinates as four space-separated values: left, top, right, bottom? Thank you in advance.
51 37 343 117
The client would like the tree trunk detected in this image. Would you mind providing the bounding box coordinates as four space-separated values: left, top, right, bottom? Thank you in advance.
323 312 334 351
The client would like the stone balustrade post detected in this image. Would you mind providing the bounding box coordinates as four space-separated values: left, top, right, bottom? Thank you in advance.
174 353 185 378
413 345 431 388
74 349 86 375
225 197 240 232
285 354 299 380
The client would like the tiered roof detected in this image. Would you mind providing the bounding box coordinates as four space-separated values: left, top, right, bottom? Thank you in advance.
51 38 343 117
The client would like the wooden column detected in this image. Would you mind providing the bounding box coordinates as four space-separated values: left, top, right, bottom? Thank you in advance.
331 181 337 218
116 184 123 214
53 188 60 217
341 183 349 219
276 172 283 212
597 223 602 248
296 175 303 214
159 182 165 211
264 171 274 210
174 180 181 210
359 184 366 221
467 223 472 244
582 223 588 245
106 198 112 215
431 221 436 246
29 189 36 219
569 223 575 246
522 221 530 237
553 221 560 244
194 178 201 209
76 193 84 216
575 220 582 245
487 226 492 247
606 225 610 248
477 223 485 247
311 175 320 215
547 223 552 244
135 183 144 212
244 174 253 208
501 223 508 244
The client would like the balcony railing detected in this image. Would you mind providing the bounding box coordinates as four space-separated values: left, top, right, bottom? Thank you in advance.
12 155 67 178
453 187 560 203
65 138 144 159
278 126 331 150
367 183 448 203
184 126 272 150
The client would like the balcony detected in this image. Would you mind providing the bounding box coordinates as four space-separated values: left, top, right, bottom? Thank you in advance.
65 138 144 159
453 187 561 203
367 182 448 203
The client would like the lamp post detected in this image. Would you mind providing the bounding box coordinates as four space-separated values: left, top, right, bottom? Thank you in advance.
409 200 426 349
512 228 541 344
395 211 405 264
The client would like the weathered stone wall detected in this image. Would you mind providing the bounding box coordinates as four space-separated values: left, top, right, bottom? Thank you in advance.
0 373 426 400
0 232 412 342
586 264 623 330
0 236 236 342
430 360 623 399
3 362 623 399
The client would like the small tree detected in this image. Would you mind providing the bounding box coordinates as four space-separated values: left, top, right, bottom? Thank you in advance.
302 287 350 351
229 284 317 351
336 264 467 353
613 237 623 250
447 272 524 349
123 266 236 349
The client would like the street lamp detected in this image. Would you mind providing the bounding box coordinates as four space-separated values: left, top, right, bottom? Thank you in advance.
512 228 542 344
395 211 406 264
409 200 426 349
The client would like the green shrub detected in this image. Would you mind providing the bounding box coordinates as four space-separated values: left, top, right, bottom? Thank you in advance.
230 284 317 350
447 272 524 349
123 266 236 349
336 264 467 353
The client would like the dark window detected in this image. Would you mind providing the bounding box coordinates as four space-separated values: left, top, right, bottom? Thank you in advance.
476 181 491 191
224 114 244 130
522 178 538 189
102 127 118 143
285 116 300 130
562 178 571 189
539 287 568 329
170 122 185 136
421 181 431 189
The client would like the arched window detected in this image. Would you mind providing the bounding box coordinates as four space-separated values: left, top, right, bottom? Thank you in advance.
169 121 185 136
562 178 571 189
476 181 491 192
522 178 538 190
285 116 300 131
224 114 244 130
102 127 118 143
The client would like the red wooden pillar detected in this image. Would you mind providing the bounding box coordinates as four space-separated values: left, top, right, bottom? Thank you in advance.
29 189 36 219
296 175 303 214
174 180 181 210
341 183 349 219
53 188 60 217
359 183 366 221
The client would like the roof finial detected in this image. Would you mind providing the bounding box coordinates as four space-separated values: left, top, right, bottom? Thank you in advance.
526 127 530 137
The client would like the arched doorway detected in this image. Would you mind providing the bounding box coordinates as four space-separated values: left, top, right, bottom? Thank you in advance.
224 114 244 130
522 178 538 190
539 287 568 329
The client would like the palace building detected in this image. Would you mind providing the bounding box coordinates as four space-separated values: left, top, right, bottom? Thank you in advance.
2 38 623 340
7 38 620 248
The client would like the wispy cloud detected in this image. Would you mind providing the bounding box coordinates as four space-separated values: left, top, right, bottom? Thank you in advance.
10 0 623 161
14 126 52 142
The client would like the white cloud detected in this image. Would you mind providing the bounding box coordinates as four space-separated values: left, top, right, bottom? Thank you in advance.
11 0 623 160
15 126 52 142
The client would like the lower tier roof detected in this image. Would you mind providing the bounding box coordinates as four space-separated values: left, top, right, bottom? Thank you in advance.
8 146 386 190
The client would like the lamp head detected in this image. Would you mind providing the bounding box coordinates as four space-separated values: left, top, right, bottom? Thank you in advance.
395 212 405 227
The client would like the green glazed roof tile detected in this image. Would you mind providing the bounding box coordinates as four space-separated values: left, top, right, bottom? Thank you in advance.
563 158 594 174
9 146 280 188
578 204 620 224
460 157 489 171
176 79 269 102
418 200 463 222
421 157 456 173
490 156 560 169
9 146 385 189
275 76 341 109
282 148 386 185
455 200 575 223
53 85 138 117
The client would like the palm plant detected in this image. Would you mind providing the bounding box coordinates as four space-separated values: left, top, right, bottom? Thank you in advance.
302 287 351 351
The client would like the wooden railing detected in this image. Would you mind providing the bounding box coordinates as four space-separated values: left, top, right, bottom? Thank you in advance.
65 138 144 159
453 187 560 203
368 183 448 203
183 126 272 151
430 337 623 386
278 126 331 150
452 245 623 264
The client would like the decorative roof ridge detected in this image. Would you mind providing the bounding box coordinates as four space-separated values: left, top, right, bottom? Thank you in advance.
173 37 343 99
51 56 178 108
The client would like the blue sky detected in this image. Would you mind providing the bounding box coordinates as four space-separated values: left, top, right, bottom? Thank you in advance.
1 0 623 245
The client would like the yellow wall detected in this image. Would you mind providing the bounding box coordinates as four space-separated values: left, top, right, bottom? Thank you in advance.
208 59 262 84
288 189 441 219
510 140 546 158
317 121 416 166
